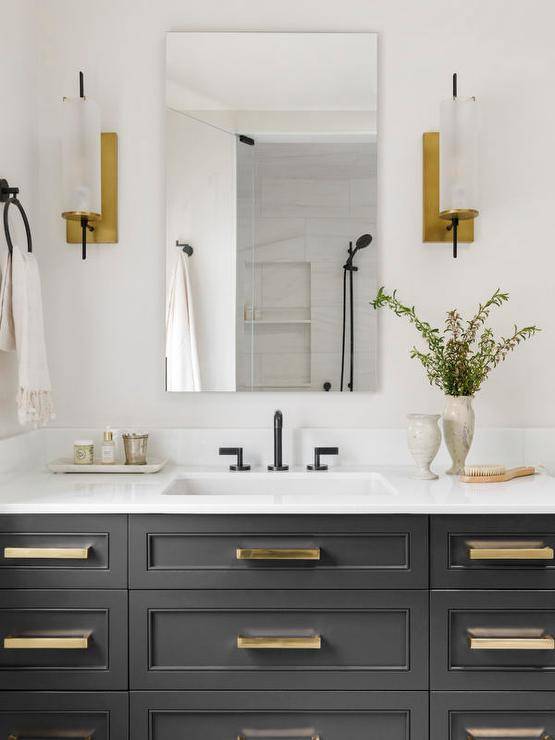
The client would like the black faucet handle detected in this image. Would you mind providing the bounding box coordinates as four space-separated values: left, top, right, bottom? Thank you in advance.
219 447 251 472
307 446 339 471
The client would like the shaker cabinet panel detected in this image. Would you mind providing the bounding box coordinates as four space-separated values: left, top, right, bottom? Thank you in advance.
0 590 127 690
431 590 555 690
431 515 555 589
0 691 128 739
129 514 428 589
0 514 127 588
431 691 555 740
130 589 428 690
130 691 428 740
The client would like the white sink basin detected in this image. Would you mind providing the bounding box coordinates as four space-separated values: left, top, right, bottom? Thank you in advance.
163 471 396 498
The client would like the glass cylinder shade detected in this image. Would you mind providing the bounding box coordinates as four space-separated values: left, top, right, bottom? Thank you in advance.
61 97 101 221
439 96 479 219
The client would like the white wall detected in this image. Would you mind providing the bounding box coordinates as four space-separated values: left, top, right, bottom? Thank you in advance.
0 2 37 438
166 110 236 390
3 0 555 432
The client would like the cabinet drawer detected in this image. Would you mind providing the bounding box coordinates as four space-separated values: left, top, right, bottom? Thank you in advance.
0 515 127 588
129 514 428 589
432 691 555 740
431 515 555 588
0 691 128 739
130 690 428 740
0 590 127 690
130 589 428 690
431 590 555 690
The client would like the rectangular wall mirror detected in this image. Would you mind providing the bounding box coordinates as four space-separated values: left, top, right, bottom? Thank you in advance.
165 32 378 392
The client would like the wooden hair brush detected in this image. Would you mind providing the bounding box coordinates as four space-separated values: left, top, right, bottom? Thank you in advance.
460 465 536 483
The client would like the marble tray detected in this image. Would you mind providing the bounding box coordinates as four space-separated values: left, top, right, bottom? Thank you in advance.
48 458 168 474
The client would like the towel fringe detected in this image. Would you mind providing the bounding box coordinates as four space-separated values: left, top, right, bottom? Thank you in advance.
17 388 55 428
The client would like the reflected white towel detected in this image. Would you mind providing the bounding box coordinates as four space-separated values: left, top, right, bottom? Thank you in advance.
166 250 201 392
11 246 55 426
0 250 15 351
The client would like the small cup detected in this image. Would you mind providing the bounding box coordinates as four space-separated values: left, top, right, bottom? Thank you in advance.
74 440 94 465
122 432 149 465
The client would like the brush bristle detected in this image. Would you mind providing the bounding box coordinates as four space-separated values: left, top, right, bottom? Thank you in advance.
464 464 506 477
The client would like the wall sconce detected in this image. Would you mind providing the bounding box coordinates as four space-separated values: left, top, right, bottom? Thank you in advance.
423 73 479 258
61 71 118 260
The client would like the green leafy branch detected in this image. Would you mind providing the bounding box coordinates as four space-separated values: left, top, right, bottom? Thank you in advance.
371 288 540 396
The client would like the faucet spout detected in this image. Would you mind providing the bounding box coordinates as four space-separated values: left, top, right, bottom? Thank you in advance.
268 409 289 471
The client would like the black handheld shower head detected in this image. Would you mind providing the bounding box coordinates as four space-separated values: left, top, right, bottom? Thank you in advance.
345 233 373 267
354 233 373 252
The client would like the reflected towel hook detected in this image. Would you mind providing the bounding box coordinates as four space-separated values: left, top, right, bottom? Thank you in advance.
176 240 193 256
1 178 32 255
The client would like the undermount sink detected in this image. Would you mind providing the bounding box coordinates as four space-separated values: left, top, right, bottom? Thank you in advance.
163 471 396 498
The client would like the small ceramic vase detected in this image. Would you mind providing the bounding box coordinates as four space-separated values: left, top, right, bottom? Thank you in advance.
442 395 475 475
407 413 442 480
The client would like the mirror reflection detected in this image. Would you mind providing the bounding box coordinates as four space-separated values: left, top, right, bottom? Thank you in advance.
165 32 378 392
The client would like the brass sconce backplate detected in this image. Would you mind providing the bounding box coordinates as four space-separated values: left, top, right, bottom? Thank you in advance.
66 132 118 244
422 131 474 243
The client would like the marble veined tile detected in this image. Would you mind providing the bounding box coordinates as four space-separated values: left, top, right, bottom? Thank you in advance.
254 217 305 246
305 217 376 238
259 178 350 219
260 262 311 309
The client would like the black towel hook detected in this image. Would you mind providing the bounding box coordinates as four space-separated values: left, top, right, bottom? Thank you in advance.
1 178 32 255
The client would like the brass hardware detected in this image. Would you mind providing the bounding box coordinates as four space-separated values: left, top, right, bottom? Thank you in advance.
237 735 319 740
236 547 320 561
237 735 320 740
466 729 550 740
4 547 90 560
422 132 475 243
3 635 90 649
237 635 321 649
9 733 94 739
469 635 555 650
66 132 118 244
468 545 554 561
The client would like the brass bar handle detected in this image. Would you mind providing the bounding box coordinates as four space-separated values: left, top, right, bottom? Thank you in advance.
237 736 320 740
236 548 320 561
468 546 554 561
4 547 90 560
3 635 90 650
237 635 321 649
466 728 550 740
469 635 555 650
9 733 93 739
237 734 320 739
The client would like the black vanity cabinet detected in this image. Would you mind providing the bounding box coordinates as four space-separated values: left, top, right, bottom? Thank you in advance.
1 511 555 738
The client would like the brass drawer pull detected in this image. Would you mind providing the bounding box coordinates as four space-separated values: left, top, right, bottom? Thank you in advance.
237 730 320 740
236 548 320 561
4 547 90 560
467 541 554 560
237 635 321 649
9 733 94 739
237 731 319 739
466 728 551 740
469 635 555 650
3 634 90 650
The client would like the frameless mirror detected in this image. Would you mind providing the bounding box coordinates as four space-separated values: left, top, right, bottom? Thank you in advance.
165 32 378 392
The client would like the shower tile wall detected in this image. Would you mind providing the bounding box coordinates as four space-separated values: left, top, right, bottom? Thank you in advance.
237 141 377 392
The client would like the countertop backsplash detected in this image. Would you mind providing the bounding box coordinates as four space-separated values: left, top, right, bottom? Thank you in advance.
2 426 555 476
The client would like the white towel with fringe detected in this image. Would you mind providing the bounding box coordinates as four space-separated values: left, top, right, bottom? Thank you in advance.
11 245 54 426
0 250 16 351
166 250 201 392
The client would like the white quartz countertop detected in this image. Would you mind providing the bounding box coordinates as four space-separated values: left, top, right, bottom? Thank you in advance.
1 465 555 514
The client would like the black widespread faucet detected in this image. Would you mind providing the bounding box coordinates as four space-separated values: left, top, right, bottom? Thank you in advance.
268 409 289 471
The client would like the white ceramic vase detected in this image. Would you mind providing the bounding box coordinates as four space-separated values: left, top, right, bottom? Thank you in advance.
442 395 475 475
406 413 442 480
